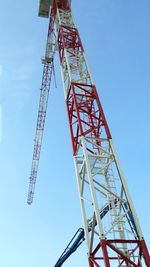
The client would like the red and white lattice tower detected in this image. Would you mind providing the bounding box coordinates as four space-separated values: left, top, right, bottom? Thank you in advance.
32 0 150 266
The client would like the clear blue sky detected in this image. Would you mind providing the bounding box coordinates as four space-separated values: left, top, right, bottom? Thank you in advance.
0 0 150 266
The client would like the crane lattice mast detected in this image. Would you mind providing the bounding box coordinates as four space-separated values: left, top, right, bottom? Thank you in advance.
27 0 150 266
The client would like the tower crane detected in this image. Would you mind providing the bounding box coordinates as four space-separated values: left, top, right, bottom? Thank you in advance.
27 0 150 266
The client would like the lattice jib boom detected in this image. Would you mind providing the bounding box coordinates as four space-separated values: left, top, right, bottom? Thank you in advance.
27 8 56 205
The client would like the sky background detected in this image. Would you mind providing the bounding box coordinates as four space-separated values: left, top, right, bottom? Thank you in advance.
0 0 150 266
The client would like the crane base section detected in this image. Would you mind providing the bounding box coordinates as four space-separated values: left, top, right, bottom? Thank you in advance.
38 0 53 17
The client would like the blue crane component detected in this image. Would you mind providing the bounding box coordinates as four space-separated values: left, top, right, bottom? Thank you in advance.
54 199 138 267
123 202 138 237
54 200 118 267
54 228 85 267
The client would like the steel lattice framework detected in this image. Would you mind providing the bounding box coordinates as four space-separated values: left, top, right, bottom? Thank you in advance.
27 8 56 204
27 0 150 266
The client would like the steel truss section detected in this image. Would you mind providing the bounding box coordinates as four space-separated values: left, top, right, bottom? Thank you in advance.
27 8 56 205
52 0 150 266
89 239 150 267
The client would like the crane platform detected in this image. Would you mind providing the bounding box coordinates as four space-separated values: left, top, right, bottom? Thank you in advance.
38 0 71 17
38 0 52 17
